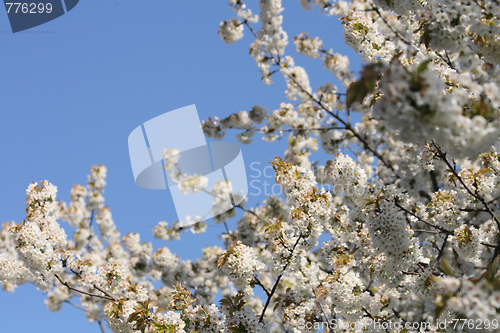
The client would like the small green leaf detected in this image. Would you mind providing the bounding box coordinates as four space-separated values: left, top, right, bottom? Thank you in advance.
481 255 499 282
273 302 280 312
127 312 140 323
441 257 455 277
346 64 381 109
346 80 365 110
416 60 431 75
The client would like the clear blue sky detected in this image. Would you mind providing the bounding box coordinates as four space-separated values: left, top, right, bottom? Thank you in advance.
0 1 359 332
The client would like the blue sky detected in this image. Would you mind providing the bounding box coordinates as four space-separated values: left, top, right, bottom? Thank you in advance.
0 1 360 332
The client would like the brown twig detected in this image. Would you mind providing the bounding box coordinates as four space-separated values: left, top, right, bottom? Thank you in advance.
482 242 497 249
235 204 264 222
432 236 448 270
435 50 457 71
259 234 302 322
63 301 107 333
431 140 500 229
253 275 271 298
66 267 117 301
459 208 488 213
243 18 395 173
55 274 114 301
98 321 106 333
429 170 440 193
63 300 91 313
284 71 395 172
431 140 500 262
371 5 411 45
393 200 452 235
413 229 440 234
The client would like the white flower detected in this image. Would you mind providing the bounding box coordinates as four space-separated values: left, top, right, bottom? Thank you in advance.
218 18 244 44
218 241 265 297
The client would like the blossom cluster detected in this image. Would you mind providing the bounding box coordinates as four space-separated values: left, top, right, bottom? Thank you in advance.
4 0 500 332
373 59 500 159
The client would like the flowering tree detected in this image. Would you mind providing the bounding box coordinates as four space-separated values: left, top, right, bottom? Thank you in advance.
3 0 500 332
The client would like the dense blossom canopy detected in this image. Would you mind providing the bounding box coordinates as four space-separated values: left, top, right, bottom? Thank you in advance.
3 0 500 332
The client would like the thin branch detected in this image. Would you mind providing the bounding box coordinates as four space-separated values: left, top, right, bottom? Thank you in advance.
253 275 271 298
222 221 237 245
482 242 497 249
413 229 440 234
488 195 500 205
431 140 500 262
393 200 452 234
391 307 409 325
243 18 395 173
243 20 258 39
235 204 264 222
463 209 482 225
435 50 457 71
55 274 114 301
86 209 96 252
429 170 440 193
98 321 106 333
416 263 427 272
459 208 487 213
66 267 117 301
64 300 105 333
223 221 232 235
371 5 411 45
432 236 448 270
227 125 344 133
418 190 432 202
284 71 395 172
267 126 344 133
64 301 106 332
431 141 500 230
259 234 303 322
362 307 375 320
64 300 92 314
88 209 95 229
316 299 332 329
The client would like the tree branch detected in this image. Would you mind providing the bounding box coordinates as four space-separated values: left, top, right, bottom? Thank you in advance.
235 204 264 222
55 274 115 301
431 140 500 262
243 19 395 173
431 140 500 229
371 5 411 45
432 236 448 270
393 199 452 235
63 300 106 332
284 71 395 172
98 321 106 333
253 275 271 298
259 234 302 322
65 266 118 301
429 170 440 193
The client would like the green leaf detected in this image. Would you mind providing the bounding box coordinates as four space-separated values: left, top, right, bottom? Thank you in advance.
127 312 140 323
273 302 280 312
481 255 499 282
346 64 381 109
228 323 246 333
478 167 493 175
434 294 450 320
346 80 366 110
421 23 430 48
416 60 431 75
441 257 455 277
